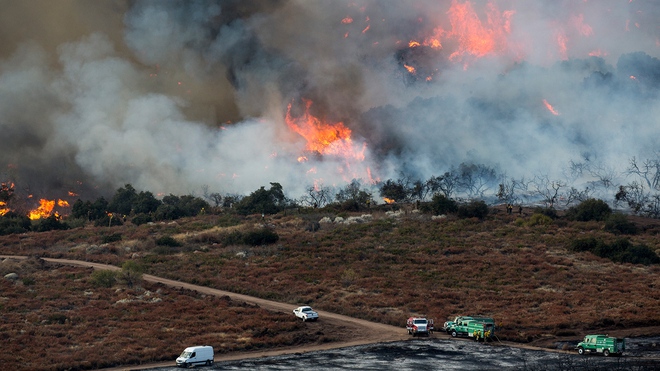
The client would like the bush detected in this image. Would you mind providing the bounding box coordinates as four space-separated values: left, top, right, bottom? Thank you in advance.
242 228 280 246
34 215 70 232
457 200 488 219
533 207 558 219
118 260 143 288
604 213 637 235
565 198 611 221
155 236 182 247
94 214 123 227
526 213 553 226
90 269 117 288
131 213 153 226
101 233 122 244
569 237 659 265
424 194 458 215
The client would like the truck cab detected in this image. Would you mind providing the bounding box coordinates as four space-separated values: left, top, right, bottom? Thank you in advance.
406 317 434 336
576 335 625 357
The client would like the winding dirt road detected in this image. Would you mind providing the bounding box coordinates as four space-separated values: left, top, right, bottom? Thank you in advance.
2 256 410 370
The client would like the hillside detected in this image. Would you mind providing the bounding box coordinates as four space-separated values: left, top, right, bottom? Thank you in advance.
1 205 659 369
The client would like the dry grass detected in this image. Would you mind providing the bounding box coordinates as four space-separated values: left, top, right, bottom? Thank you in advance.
1 209 659 369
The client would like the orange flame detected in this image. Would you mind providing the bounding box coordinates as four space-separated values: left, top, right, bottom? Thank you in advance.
408 0 514 64
28 199 56 220
57 199 70 207
404 64 417 74
383 197 395 204
285 99 365 161
543 99 560 116
0 201 8 216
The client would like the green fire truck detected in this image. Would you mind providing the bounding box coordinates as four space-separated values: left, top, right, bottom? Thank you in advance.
576 334 625 357
444 316 495 341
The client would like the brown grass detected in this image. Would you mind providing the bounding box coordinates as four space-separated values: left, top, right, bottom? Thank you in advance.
1 208 659 369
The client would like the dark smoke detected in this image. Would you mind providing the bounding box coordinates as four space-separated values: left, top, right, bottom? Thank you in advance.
1 0 660 205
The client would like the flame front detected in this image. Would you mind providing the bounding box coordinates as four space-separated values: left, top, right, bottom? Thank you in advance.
0 201 8 216
286 99 365 161
29 199 56 220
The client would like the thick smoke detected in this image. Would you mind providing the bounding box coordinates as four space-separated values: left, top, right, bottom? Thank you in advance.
1 0 660 205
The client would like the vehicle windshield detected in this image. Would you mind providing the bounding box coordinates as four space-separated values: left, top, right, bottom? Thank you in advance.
302 307 312 312
179 351 191 358
414 319 427 324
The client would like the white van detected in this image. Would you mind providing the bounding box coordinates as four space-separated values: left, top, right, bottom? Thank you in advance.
176 345 214 368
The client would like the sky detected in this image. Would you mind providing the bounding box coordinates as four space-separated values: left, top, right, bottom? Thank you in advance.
1 0 660 206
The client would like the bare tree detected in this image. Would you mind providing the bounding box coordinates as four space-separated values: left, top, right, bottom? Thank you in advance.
456 162 498 198
300 183 333 208
627 156 660 190
532 175 564 208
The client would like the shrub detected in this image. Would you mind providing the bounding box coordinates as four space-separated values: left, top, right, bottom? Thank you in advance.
424 194 458 215
242 228 280 246
131 213 153 226
565 198 611 221
569 237 659 265
533 207 558 219
101 233 122 244
90 269 117 288
155 236 181 247
604 213 637 235
94 214 123 227
34 215 70 232
457 200 488 219
526 213 553 227
118 260 143 288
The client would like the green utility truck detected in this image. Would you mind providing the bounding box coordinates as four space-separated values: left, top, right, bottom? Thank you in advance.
576 335 625 357
444 316 495 341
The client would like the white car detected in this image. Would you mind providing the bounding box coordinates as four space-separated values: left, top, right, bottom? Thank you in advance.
293 305 319 322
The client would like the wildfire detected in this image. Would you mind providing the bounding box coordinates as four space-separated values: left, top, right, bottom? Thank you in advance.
383 197 395 204
285 99 365 161
543 99 560 116
28 199 56 220
0 201 8 216
408 0 514 63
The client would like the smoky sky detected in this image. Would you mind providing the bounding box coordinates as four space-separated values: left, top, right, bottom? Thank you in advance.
1 0 660 204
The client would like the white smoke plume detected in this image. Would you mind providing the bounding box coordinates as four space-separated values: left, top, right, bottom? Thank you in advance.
1 0 659 204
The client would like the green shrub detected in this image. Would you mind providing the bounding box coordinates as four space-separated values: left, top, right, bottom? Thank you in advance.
155 236 182 247
131 213 153 226
604 213 637 235
533 207 558 219
526 213 553 226
569 237 602 252
242 228 280 246
424 194 458 215
90 269 117 288
101 233 122 244
569 237 659 265
457 200 488 219
34 215 70 232
94 214 123 227
565 198 612 221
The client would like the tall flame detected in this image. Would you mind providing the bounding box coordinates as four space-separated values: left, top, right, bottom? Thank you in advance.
0 201 8 216
29 199 56 220
285 99 365 161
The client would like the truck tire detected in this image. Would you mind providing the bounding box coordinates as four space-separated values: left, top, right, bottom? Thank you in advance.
603 349 610 357
577 347 585 355
451 330 457 338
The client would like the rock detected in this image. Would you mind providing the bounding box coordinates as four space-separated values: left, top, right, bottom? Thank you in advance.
4 273 18 280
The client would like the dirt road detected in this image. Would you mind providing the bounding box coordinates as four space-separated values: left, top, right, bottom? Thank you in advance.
1 256 410 370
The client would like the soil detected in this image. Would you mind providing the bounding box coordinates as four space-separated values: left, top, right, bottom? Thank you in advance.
4 256 657 371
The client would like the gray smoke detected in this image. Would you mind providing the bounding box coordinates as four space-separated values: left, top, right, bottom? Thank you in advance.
1 0 660 204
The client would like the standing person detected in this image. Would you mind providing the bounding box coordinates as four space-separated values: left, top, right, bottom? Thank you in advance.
518 205 523 215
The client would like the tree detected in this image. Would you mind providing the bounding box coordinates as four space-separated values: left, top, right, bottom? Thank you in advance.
532 175 564 208
235 183 287 215
379 179 408 203
425 193 458 215
133 191 161 214
108 184 138 215
300 182 333 208
335 179 372 207
209 192 223 207
456 162 498 198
